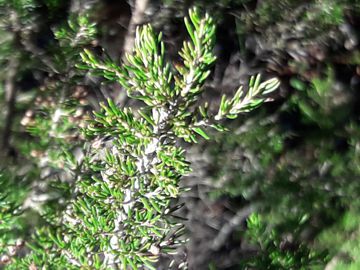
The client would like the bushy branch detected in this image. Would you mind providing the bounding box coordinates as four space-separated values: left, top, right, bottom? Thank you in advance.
10 7 279 270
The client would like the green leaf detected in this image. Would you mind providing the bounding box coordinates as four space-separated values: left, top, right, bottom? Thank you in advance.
290 78 306 91
192 127 210 140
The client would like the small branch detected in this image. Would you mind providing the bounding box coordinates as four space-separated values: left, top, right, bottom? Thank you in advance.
211 204 258 251
1 12 22 156
122 0 150 55
1 53 19 156
19 35 59 74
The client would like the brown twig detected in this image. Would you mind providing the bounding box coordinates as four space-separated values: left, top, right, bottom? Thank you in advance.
1 12 21 156
211 203 258 251
1 57 19 155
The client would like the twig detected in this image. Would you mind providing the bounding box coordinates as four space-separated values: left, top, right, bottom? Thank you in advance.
211 204 258 251
122 0 150 55
1 49 19 156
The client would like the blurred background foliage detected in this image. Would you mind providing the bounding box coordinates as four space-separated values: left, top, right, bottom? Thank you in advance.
1 0 360 269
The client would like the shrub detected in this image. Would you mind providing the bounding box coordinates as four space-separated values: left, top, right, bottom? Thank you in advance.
1 6 279 269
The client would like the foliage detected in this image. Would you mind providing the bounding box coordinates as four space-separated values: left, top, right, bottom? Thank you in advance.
4 0 360 269
50 8 277 269
0 1 96 268
0 171 28 266
315 209 360 270
0 6 279 270
23 14 96 171
240 213 326 270
249 0 358 29
208 58 360 268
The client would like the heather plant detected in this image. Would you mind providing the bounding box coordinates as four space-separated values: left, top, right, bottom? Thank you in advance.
0 0 285 268
0 171 28 265
0 1 98 267
241 213 326 270
3 1 360 269
19 14 97 231
23 14 96 175
206 62 360 269
3 8 279 270
64 8 278 269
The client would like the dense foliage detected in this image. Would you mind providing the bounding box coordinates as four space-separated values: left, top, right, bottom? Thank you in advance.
1 0 360 269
